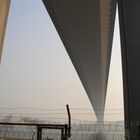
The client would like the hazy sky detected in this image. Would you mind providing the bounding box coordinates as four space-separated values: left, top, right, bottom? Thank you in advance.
0 0 123 122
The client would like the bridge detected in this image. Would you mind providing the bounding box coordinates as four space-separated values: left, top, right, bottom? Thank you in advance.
1 0 140 139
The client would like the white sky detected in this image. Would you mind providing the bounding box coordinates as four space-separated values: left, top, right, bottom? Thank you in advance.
0 0 123 122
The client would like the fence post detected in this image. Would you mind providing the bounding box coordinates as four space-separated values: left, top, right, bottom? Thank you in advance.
66 104 71 137
61 128 64 140
37 125 42 140
64 124 68 140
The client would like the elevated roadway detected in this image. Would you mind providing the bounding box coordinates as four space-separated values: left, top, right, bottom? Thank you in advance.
43 0 116 121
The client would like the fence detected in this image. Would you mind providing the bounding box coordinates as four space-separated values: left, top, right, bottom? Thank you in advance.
0 121 124 140
0 122 70 140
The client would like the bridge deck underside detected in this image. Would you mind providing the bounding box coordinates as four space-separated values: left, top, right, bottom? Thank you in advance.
43 0 116 121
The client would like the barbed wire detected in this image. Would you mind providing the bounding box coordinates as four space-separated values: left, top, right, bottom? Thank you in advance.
0 107 124 111
0 107 124 123
0 112 124 116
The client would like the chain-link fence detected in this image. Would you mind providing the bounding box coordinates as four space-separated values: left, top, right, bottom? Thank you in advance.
70 121 124 140
42 129 61 140
0 124 63 140
0 123 66 140
0 124 37 140
0 121 124 140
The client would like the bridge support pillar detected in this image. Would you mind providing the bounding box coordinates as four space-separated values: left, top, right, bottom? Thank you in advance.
118 0 140 139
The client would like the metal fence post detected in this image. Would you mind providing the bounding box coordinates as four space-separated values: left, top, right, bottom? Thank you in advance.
66 104 71 137
61 128 64 140
37 125 42 140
